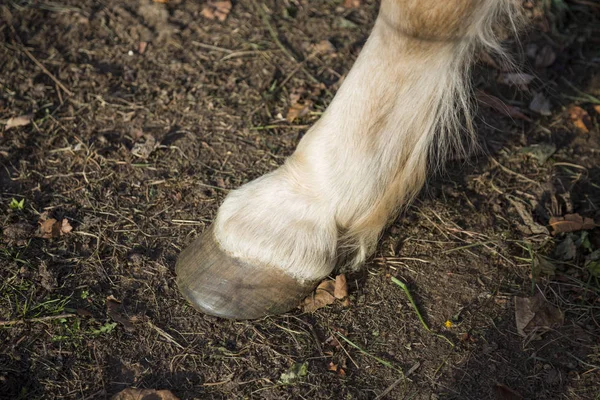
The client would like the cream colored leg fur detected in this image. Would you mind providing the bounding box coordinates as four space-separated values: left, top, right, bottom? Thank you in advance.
213 0 521 283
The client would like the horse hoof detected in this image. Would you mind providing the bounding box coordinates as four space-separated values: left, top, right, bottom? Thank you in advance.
176 227 318 319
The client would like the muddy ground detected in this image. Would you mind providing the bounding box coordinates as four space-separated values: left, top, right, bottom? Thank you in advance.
1 1 599 399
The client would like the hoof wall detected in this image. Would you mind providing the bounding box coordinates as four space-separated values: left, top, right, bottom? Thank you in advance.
176 227 317 319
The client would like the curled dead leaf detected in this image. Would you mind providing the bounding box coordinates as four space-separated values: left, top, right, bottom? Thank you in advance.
334 274 348 299
495 384 524 400
497 72 535 89
549 213 595 235
476 90 531 122
567 106 592 133
343 0 361 8
112 388 179 400
37 215 73 239
514 292 564 338
528 92 551 116
286 101 312 123
201 1 232 22
312 40 336 55
5 114 33 130
106 295 135 331
534 45 556 68
301 280 335 312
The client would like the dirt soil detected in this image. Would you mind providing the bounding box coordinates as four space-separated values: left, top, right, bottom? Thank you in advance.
1 1 600 399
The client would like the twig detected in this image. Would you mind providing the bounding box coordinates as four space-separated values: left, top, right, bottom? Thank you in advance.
0 313 76 327
490 158 539 186
21 46 74 96
374 362 420 400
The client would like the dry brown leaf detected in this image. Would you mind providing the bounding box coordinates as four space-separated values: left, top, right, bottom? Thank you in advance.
37 216 72 239
514 292 564 338
312 40 335 55
534 45 556 68
594 105 600 115
567 106 592 133
112 388 179 400
286 101 311 123
334 274 348 299
343 0 361 8
201 1 232 21
528 92 551 116
549 213 595 235
138 41 148 54
327 362 338 371
476 90 531 122
5 114 33 130
153 0 168 3
494 384 524 400
301 280 335 312
497 72 535 89
61 219 73 234
106 295 135 331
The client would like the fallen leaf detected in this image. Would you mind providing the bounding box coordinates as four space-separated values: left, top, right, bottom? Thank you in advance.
138 41 148 54
514 292 564 338
112 388 179 400
567 106 592 133
532 255 556 278
343 0 361 8
594 105 600 115
106 295 135 331
61 219 73 234
327 362 338 371
554 235 577 260
529 92 551 116
312 40 335 55
5 114 33 130
476 90 531 122
495 384 523 400
334 274 348 299
286 101 311 123
201 1 232 21
131 134 158 159
549 213 596 235
520 143 556 165
301 280 335 312
497 72 535 89
279 362 308 385
37 215 72 239
535 45 556 68
508 198 549 235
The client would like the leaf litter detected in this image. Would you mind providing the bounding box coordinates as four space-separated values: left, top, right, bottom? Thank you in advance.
201 1 232 22
4 114 33 130
549 213 596 235
37 212 73 239
301 274 349 312
514 292 564 339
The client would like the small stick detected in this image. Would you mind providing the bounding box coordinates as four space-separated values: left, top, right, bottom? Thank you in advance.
0 313 76 327
21 46 74 96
